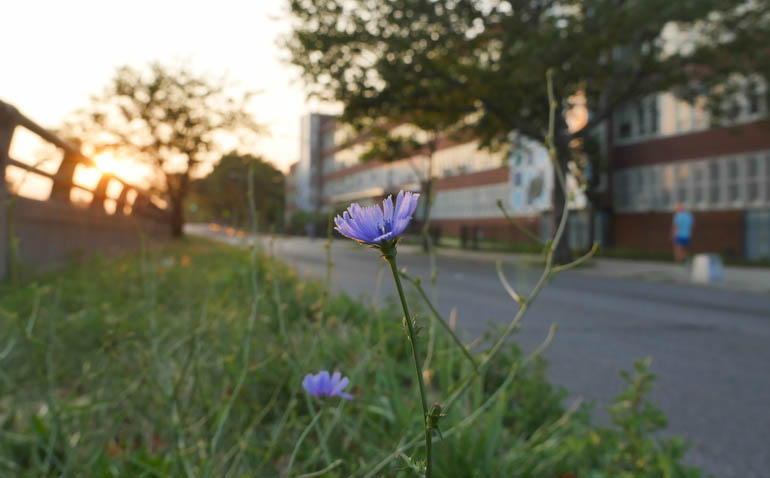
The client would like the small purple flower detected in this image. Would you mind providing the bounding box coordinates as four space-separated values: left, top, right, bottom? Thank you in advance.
334 190 420 245
303 370 353 399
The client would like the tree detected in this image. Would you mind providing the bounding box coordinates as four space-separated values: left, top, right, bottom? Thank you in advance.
77 62 261 237
285 0 769 262
189 152 285 229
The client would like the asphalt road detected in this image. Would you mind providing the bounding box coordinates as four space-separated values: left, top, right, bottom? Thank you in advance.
195 228 770 477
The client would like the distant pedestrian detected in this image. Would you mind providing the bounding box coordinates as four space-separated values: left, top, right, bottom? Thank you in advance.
672 204 694 263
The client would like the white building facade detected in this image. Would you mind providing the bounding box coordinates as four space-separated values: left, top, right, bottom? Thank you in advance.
288 120 590 248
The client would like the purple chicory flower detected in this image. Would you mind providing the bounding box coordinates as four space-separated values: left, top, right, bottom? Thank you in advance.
302 370 353 399
334 191 420 246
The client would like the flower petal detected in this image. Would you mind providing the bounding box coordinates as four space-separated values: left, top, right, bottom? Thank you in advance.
335 210 365 242
382 195 394 225
303 373 318 396
331 376 349 396
318 370 331 395
350 204 379 242
391 192 420 237
363 204 385 240
335 191 418 244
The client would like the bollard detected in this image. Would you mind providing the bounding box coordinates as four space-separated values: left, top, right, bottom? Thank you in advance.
691 254 724 283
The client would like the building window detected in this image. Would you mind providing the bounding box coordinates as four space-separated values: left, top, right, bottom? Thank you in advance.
748 79 762 115
766 155 770 202
676 164 689 204
634 168 644 209
693 162 706 205
709 160 721 205
685 96 710 129
747 156 759 202
676 99 690 133
615 171 629 210
662 165 674 208
727 157 741 202
725 99 742 122
612 152 770 213
748 92 760 115
649 97 659 134
648 168 661 209
619 121 632 139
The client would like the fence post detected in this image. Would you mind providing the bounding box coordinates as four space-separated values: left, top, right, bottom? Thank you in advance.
90 174 112 212
0 101 19 280
50 151 79 202
115 186 128 214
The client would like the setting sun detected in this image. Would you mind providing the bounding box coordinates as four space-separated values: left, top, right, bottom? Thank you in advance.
93 151 147 185
93 151 119 174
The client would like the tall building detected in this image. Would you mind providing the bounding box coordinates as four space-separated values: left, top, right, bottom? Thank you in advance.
295 113 335 213
284 162 298 217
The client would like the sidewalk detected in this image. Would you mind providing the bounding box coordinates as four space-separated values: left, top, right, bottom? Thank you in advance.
577 257 770 295
417 245 770 296
187 225 770 296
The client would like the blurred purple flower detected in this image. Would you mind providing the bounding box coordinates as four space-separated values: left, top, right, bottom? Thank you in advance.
303 370 353 399
334 191 420 245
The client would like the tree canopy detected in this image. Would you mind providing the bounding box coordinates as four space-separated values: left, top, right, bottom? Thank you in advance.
74 62 261 236
285 0 769 261
287 0 768 144
190 153 285 229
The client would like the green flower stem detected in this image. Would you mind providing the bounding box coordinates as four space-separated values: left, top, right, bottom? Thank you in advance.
304 393 332 466
400 271 478 371
363 72 579 478
287 409 323 476
384 251 432 478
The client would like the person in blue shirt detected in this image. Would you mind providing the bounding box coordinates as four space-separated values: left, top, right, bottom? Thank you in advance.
672 204 694 262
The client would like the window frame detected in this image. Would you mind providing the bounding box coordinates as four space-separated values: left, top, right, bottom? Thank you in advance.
725 155 744 207
745 154 762 206
708 158 724 208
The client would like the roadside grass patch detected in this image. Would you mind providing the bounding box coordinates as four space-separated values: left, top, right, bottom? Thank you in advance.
0 239 699 477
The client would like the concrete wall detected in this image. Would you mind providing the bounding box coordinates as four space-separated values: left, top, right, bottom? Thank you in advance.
0 100 172 280
7 197 170 275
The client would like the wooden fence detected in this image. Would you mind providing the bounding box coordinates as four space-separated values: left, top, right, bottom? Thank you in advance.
0 100 171 280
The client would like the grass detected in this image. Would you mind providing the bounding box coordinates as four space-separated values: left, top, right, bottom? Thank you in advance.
0 238 700 477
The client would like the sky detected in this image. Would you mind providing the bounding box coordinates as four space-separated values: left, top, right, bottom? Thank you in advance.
1 0 335 177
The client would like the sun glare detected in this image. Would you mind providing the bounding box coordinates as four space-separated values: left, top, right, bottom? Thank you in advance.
93 152 146 185
94 152 118 174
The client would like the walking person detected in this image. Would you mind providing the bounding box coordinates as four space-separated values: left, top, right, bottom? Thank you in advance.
672 204 694 263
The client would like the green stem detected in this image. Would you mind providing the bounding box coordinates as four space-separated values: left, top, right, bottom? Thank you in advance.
287 409 323 476
385 252 432 478
361 70 574 478
304 393 332 465
400 271 478 370
496 199 543 245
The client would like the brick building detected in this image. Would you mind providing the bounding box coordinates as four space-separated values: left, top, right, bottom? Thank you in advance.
610 93 770 260
287 96 770 261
